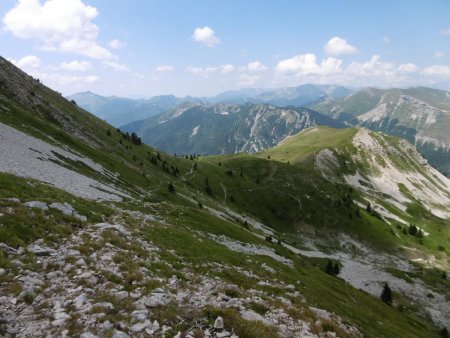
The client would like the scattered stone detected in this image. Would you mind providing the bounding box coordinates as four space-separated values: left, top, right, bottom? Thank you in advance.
24 201 48 210
27 242 54 256
214 316 224 329
115 290 129 300
79 272 98 286
131 309 148 321
75 258 87 266
216 331 230 338
0 268 6 276
169 275 180 288
152 320 160 331
49 202 88 221
49 202 75 216
3 197 20 203
130 320 151 333
92 223 130 236
112 330 130 338
80 333 99 338
102 320 113 330
261 263 276 274
52 319 67 327
144 291 170 308
240 309 269 324
92 302 113 310
54 312 70 321
72 294 87 310
0 243 18 254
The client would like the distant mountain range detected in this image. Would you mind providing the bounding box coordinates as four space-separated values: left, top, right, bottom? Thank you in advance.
121 102 343 155
207 84 352 105
68 84 352 126
67 91 201 127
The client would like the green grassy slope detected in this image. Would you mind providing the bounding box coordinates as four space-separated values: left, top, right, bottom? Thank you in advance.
0 57 448 337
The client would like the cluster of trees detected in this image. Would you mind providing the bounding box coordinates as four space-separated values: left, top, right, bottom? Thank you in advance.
110 128 142 145
325 260 340 276
403 224 424 238
173 154 200 160
146 151 179 176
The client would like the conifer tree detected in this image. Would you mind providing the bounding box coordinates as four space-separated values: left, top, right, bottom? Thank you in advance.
168 182 175 193
325 260 334 275
205 177 212 195
381 283 393 305
333 262 340 275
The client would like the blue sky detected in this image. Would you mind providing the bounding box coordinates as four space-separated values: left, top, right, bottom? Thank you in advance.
1 0 450 97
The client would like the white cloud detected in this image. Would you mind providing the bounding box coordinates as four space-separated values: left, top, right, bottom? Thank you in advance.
12 55 41 69
3 0 112 60
186 66 204 76
238 74 260 87
191 26 220 47
219 64 234 74
84 75 98 83
382 36 391 44
276 53 342 75
441 29 450 36
186 64 234 76
423 65 450 76
320 57 343 74
434 51 446 58
324 37 357 56
102 60 129 71
346 55 394 77
109 39 127 49
273 53 431 87
156 65 174 72
398 63 419 73
246 61 267 72
60 60 91 72
276 53 320 74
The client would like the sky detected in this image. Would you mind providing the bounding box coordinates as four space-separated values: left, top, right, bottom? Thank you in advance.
1 0 450 98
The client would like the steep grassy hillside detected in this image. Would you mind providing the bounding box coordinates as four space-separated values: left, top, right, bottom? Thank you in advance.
0 57 449 338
